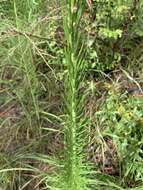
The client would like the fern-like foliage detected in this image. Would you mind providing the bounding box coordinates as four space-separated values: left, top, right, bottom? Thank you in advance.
59 1 93 189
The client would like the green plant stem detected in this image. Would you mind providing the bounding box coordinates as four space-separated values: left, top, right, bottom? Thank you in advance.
63 1 87 189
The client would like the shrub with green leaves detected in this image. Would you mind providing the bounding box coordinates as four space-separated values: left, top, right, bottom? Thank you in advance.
95 84 143 188
85 0 143 72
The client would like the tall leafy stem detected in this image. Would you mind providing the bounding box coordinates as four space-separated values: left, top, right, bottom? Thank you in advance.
62 1 91 190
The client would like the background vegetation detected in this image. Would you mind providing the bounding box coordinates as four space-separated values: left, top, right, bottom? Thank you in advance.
0 0 143 189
